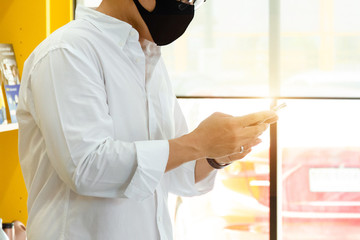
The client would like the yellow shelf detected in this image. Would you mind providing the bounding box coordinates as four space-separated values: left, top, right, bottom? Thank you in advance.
0 0 73 224
0 127 27 223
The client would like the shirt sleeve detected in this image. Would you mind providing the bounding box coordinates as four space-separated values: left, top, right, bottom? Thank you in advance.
29 46 168 201
165 161 217 197
164 98 217 196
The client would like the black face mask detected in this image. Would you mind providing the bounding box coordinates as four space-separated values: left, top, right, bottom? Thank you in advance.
133 0 195 46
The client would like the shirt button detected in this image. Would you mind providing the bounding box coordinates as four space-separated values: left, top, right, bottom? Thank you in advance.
157 216 161 223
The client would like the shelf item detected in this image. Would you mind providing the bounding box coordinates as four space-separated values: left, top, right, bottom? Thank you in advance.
0 43 21 124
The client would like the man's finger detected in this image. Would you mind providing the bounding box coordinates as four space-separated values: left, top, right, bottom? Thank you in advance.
234 110 277 127
264 115 279 125
228 149 251 161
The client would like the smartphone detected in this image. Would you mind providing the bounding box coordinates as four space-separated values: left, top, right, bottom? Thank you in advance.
271 102 287 112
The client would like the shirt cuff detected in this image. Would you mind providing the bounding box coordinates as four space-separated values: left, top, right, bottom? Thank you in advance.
124 140 169 201
182 160 217 196
195 168 217 193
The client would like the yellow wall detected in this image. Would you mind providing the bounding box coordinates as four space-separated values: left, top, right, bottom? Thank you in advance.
0 128 26 223
0 0 73 224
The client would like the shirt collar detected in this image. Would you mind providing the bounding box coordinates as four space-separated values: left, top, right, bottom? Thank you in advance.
75 5 139 48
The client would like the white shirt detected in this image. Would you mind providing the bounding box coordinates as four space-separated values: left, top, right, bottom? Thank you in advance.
17 6 216 240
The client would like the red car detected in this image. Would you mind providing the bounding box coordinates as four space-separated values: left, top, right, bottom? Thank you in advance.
213 147 360 239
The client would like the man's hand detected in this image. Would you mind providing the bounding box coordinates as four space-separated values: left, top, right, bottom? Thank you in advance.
167 110 278 172
191 110 278 159
213 137 262 164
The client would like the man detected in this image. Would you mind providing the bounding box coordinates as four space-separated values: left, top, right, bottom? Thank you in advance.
17 0 278 239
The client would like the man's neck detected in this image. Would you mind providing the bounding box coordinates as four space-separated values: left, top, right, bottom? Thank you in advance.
96 0 154 43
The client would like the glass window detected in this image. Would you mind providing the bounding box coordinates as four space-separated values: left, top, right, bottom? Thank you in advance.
174 99 272 240
334 0 360 32
278 100 360 240
281 0 320 32
280 0 360 97
162 0 269 97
